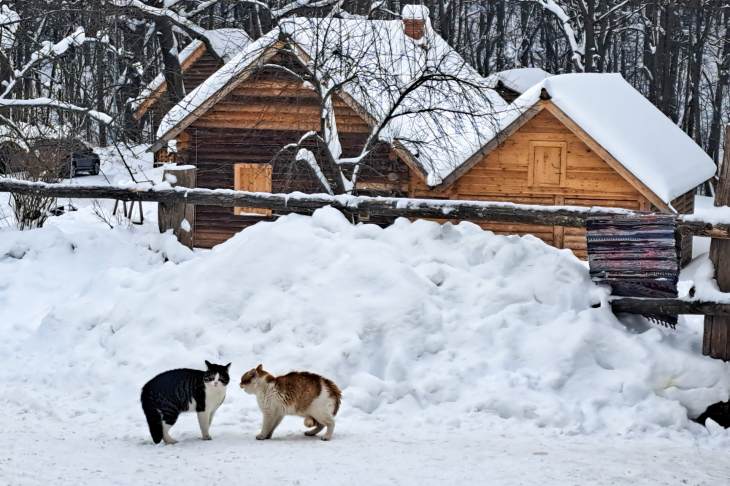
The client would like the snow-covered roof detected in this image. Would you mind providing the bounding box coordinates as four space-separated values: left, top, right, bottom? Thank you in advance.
204 28 253 60
489 73 716 205
154 14 509 186
486 67 552 95
130 28 251 117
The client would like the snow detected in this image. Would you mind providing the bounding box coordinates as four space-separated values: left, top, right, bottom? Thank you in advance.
486 67 552 94
130 28 250 115
683 195 730 225
156 17 510 187
2 158 730 481
205 28 252 60
506 73 717 204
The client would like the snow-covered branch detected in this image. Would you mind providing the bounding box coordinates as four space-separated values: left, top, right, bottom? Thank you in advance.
0 24 114 125
525 0 585 71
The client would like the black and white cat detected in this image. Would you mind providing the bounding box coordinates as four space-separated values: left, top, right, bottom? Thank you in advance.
141 360 231 444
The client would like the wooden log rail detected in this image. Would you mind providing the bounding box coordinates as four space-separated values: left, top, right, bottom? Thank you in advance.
2 178 730 239
608 298 730 316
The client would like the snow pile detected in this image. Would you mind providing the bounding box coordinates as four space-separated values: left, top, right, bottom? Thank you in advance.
1 207 728 438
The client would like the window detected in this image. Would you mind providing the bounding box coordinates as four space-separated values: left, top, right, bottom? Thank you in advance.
528 141 567 187
233 163 272 216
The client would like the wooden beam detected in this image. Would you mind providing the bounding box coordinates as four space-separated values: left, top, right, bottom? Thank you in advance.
609 298 730 316
2 178 730 238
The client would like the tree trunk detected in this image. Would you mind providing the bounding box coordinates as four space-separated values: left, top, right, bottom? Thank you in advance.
153 1 185 113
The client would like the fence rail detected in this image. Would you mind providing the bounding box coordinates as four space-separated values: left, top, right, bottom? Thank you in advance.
2 178 730 239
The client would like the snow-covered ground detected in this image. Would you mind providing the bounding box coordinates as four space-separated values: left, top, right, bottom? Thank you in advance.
1 150 730 485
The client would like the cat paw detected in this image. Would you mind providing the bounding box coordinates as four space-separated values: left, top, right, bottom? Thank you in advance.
201 435 212 441
163 438 178 445
256 433 267 440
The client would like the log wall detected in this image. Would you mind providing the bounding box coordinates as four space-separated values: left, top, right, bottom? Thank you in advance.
176 53 410 248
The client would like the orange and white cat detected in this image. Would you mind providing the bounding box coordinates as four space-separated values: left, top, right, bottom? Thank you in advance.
240 364 341 441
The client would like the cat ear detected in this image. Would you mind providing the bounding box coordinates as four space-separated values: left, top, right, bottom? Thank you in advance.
205 360 212 368
256 364 263 373
225 363 231 370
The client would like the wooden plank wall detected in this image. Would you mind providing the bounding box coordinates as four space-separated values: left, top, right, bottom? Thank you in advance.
410 108 650 259
178 53 410 248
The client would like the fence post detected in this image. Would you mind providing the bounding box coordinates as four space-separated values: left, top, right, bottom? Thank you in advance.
158 166 195 248
703 126 730 360
700 126 730 426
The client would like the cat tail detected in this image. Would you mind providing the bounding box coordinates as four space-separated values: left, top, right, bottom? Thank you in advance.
323 378 342 416
142 400 163 444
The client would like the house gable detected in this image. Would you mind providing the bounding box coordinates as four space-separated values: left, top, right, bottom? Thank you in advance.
434 100 669 211
453 107 649 203
412 106 649 205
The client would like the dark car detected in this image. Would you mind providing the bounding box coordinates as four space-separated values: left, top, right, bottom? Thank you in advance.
66 149 101 177
29 138 100 179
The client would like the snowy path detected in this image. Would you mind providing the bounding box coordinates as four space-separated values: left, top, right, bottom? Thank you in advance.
2 412 727 486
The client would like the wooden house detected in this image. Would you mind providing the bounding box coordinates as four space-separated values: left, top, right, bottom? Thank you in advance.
130 28 251 151
151 8 715 261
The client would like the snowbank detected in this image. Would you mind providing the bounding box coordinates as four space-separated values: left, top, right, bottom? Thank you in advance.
1 207 728 438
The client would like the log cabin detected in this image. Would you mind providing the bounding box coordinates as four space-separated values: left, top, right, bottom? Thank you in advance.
150 7 716 262
130 28 251 153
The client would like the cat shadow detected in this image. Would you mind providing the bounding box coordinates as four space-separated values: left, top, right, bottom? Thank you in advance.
134 431 341 448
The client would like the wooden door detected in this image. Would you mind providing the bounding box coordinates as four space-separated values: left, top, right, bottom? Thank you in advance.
529 141 567 187
233 163 272 216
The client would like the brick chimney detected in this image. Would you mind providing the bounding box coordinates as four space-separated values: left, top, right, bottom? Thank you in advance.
402 5 429 41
